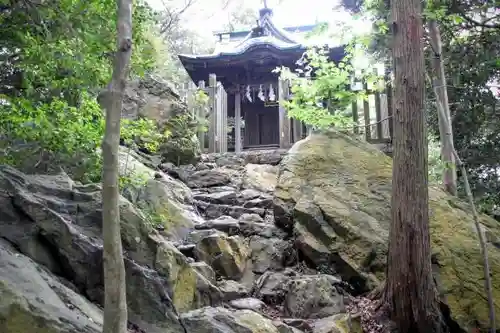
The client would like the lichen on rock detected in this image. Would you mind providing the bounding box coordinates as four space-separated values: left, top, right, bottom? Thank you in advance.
273 130 500 331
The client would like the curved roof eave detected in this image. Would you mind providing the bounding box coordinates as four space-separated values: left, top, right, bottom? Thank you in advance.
178 41 306 63
260 14 299 44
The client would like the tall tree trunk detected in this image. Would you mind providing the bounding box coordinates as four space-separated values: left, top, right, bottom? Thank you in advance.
428 20 457 196
384 0 445 332
100 0 133 332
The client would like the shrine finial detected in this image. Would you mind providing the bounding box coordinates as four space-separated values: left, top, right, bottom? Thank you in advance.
259 0 273 18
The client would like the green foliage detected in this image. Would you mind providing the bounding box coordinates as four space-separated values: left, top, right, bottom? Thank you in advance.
121 118 166 153
192 90 210 134
0 91 164 183
428 135 445 183
0 0 167 183
161 112 201 165
119 171 149 192
340 0 500 218
0 92 104 182
275 45 382 130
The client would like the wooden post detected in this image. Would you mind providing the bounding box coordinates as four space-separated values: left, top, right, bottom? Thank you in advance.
278 78 291 148
222 87 228 152
208 74 217 153
216 83 222 153
187 81 196 117
362 78 371 141
373 68 383 141
234 91 242 152
352 99 359 134
197 80 205 151
385 65 394 141
292 119 303 143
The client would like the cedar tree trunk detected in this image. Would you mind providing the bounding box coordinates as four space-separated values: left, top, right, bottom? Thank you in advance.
384 0 446 332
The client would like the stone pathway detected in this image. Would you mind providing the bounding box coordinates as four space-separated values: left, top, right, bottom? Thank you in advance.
159 150 356 332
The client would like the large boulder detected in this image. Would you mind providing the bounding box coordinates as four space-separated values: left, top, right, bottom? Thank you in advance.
181 307 280 333
119 148 203 240
122 74 184 128
122 75 201 165
0 165 213 333
273 130 500 331
0 239 102 333
194 233 250 280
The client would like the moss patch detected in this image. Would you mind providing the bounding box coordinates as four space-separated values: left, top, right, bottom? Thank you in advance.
1 303 61 333
0 285 62 333
127 179 195 240
334 314 363 333
194 234 249 280
234 310 279 333
154 241 198 312
172 267 197 313
275 130 500 330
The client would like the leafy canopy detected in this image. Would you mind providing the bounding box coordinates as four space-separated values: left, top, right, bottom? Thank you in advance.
0 0 162 182
275 28 383 131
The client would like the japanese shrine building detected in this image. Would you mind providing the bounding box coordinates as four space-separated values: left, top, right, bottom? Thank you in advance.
178 5 345 152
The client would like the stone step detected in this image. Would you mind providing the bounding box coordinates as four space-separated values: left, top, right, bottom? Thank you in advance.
194 200 266 219
192 189 273 210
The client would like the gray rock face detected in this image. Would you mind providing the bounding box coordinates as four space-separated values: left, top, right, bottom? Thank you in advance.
0 146 363 333
181 307 280 333
0 239 102 333
122 75 201 165
0 165 203 333
122 74 182 126
284 275 345 319
249 236 296 273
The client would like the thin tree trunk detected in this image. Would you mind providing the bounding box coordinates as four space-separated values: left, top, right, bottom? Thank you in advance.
100 0 133 332
434 98 496 332
428 20 457 196
384 0 445 331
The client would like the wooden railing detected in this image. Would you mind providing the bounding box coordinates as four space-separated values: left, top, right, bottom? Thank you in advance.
178 72 394 152
350 74 394 144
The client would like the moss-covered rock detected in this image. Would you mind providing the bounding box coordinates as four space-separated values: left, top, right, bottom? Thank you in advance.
127 178 202 240
154 239 221 313
119 148 203 241
0 165 195 332
273 130 500 331
310 313 363 333
242 164 278 193
0 239 102 333
181 307 280 333
194 233 250 280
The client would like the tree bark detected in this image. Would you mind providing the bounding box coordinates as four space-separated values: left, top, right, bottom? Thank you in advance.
384 0 445 332
428 20 457 196
100 0 133 333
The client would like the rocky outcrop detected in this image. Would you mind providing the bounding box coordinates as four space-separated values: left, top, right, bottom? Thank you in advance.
0 239 102 333
273 130 500 331
0 148 353 333
123 74 201 165
122 74 183 128
2 132 497 333
0 165 214 333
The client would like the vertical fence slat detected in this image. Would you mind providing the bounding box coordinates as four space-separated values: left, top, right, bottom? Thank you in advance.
352 100 359 134
373 68 383 141
279 78 291 148
234 90 242 152
208 74 217 153
385 66 394 141
222 87 228 152
197 80 206 151
362 78 371 141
